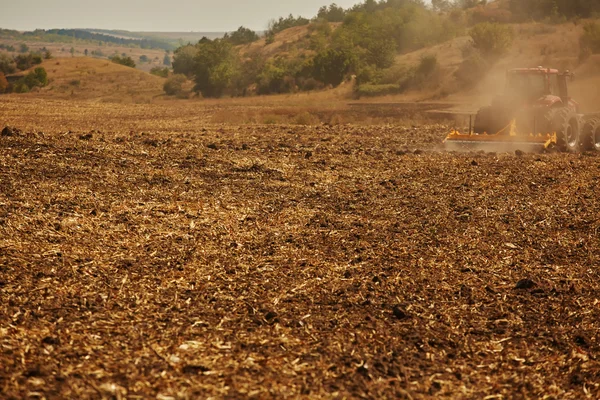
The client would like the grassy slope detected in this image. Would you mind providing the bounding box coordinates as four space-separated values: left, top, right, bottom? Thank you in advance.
5 18 600 113
13 57 166 102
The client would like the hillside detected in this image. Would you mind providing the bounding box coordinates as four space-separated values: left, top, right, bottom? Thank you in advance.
354 20 600 113
8 57 165 102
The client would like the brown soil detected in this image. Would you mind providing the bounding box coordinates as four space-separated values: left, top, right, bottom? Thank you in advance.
0 97 599 399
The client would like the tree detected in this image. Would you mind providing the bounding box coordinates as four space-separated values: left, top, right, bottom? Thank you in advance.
225 26 260 45
84 49 89 56
312 47 356 87
172 45 198 76
193 39 239 97
19 43 29 53
163 53 171 66
317 3 346 22
139 54 149 63
44 50 52 59
70 47 75 56
14 53 43 71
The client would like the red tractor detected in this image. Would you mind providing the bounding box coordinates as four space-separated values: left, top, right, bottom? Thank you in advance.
446 67 600 152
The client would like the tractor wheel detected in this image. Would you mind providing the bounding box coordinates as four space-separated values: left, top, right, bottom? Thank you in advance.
473 106 494 134
550 108 581 152
581 117 600 152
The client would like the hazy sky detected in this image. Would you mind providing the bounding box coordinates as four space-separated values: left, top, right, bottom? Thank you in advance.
1 0 367 32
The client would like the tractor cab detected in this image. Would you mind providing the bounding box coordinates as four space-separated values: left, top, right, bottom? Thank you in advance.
505 68 556 100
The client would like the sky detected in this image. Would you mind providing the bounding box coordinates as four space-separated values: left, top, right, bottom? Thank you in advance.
0 0 367 32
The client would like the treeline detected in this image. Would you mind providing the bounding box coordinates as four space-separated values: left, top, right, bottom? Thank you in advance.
25 29 175 51
169 0 464 98
507 0 600 21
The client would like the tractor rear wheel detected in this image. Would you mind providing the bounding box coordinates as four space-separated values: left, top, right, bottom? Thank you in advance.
581 117 600 152
549 108 581 152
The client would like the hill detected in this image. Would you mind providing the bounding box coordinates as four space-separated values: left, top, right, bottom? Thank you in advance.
352 20 600 113
8 57 165 102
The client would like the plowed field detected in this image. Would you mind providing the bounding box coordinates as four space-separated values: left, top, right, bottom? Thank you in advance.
1 97 599 399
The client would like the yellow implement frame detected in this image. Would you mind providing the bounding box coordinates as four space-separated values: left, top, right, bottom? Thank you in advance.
444 119 557 151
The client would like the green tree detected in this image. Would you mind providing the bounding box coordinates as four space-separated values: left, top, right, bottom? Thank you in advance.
172 45 198 76
84 49 89 56
139 54 149 63
312 47 356 87
193 39 239 97
316 3 346 22
19 43 29 53
225 26 260 45
163 53 171 66
14 53 43 71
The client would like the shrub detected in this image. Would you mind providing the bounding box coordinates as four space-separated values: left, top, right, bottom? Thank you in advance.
0 53 16 75
14 53 43 71
13 67 50 93
163 74 186 95
355 83 402 97
110 55 136 68
470 22 514 57
13 82 29 93
580 22 600 54
150 67 169 78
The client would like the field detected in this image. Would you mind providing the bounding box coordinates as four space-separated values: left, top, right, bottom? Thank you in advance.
1 96 599 399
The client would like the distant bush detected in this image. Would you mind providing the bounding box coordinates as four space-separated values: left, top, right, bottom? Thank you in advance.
150 66 169 78
19 43 29 53
316 4 346 22
580 22 600 54
14 53 43 71
267 14 310 36
355 83 402 97
13 67 48 93
470 22 514 57
163 74 186 95
139 55 149 63
110 55 136 68
0 53 16 75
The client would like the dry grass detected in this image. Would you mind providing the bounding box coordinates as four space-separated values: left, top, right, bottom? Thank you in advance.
0 97 599 399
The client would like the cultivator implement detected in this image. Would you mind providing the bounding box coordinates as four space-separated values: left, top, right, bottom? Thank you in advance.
444 120 557 153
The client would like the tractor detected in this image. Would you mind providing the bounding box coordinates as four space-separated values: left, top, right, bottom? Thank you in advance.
445 67 600 152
